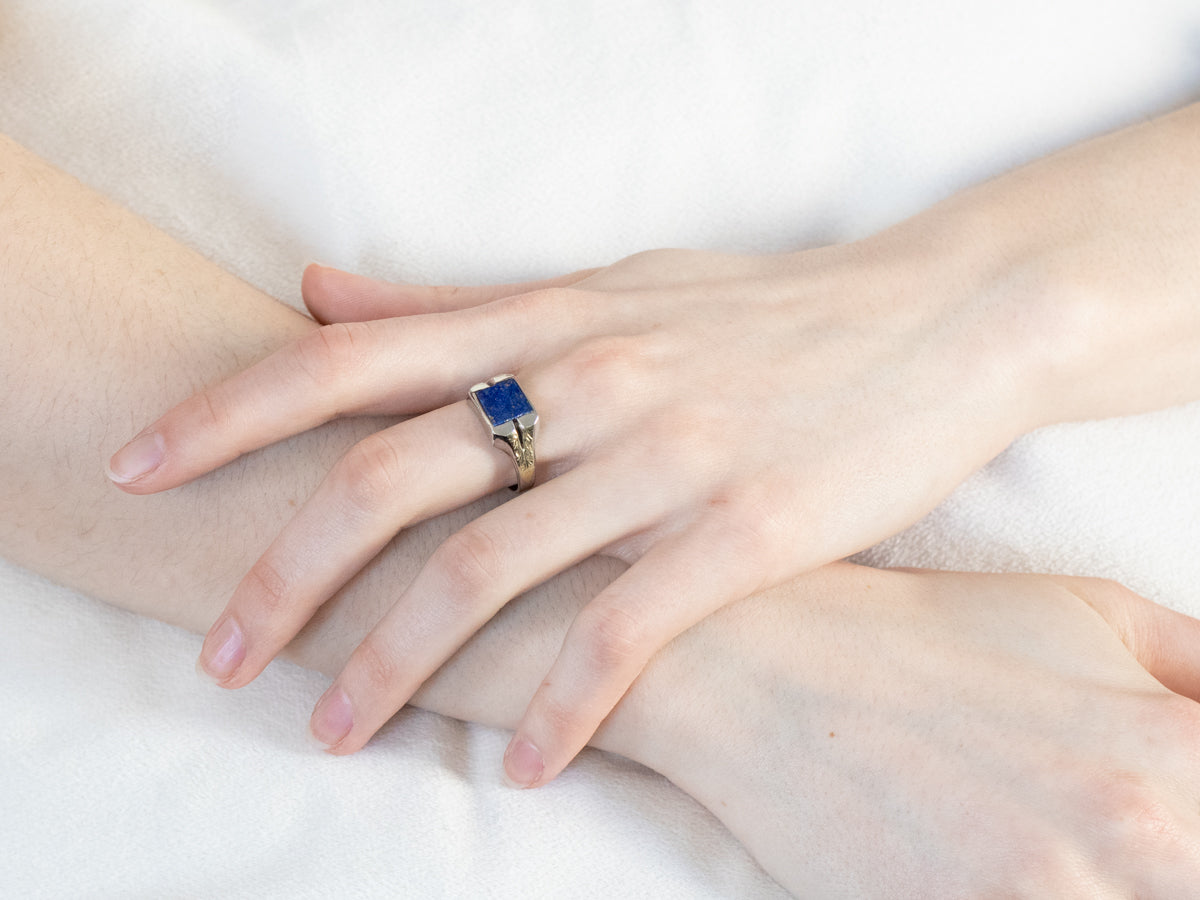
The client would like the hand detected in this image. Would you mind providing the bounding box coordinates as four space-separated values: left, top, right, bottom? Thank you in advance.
635 565 1200 896
106 237 1043 784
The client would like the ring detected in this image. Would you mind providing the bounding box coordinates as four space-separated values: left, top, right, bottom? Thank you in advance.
468 374 538 493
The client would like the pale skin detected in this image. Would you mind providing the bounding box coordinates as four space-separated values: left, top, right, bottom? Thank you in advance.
4 129 1200 895
108 102 1200 788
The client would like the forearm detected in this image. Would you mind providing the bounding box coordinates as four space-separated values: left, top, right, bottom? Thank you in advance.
10 133 1200 898
882 101 1200 426
0 134 311 620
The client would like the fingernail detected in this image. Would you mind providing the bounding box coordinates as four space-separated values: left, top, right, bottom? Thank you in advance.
107 431 165 483
310 686 354 749
503 737 544 788
196 617 245 684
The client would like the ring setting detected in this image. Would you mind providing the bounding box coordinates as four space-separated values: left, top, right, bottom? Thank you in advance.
468 374 538 493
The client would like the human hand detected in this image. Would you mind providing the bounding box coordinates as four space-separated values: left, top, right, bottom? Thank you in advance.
638 565 1200 896
106 236 1046 785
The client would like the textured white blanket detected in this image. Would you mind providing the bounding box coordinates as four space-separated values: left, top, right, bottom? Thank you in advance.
2 1 1198 896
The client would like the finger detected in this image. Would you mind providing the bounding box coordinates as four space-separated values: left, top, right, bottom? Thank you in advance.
1145 603 1200 702
308 465 667 755
1059 575 1200 703
504 522 762 789
302 263 601 323
195 400 520 688
106 301 566 494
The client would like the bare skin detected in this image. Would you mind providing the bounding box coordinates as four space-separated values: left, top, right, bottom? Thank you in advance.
110 101 1200 789
4 134 1200 896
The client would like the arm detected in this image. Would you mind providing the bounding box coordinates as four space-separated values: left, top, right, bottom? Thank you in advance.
0 128 626 742
105 102 1200 786
3 133 1200 897
902 100 1200 423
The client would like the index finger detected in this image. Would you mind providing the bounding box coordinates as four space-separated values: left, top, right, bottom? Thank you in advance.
104 306 541 494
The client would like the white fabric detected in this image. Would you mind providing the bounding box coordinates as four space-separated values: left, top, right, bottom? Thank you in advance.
2 1 1198 896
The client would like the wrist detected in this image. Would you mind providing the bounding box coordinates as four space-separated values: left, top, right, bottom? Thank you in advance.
920 197 1122 432
839 207 1065 445
887 105 1200 429
860 190 1124 437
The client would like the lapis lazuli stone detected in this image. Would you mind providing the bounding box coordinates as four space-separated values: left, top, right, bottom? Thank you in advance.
475 378 534 426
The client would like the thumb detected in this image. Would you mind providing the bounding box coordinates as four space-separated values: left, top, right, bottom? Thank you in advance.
300 263 600 323
1056 575 1200 702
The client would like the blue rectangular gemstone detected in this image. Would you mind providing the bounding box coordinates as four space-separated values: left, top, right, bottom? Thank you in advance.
474 378 534 426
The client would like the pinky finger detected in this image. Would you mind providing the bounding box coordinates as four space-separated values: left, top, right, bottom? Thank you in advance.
503 525 763 789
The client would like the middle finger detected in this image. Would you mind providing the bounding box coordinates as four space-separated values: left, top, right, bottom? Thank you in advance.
196 398 558 687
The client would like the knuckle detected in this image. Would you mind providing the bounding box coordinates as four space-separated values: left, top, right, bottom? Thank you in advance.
576 602 646 673
557 334 660 400
353 633 402 695
437 524 507 603
482 287 588 354
333 433 404 517
700 486 784 571
495 285 575 318
292 322 371 384
241 555 293 617
533 692 577 744
483 288 557 333
191 384 236 432
1090 770 1187 856
426 283 468 306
